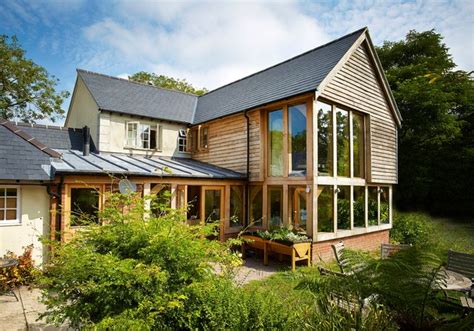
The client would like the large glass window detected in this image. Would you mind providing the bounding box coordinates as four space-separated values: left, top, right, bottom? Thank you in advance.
0 188 19 223
230 186 244 227
290 186 307 230
268 186 283 227
336 108 350 177
204 189 222 223
268 110 284 177
368 187 378 226
353 186 365 228
317 102 333 176
249 186 263 226
317 186 334 232
70 188 100 226
187 186 201 222
337 186 350 230
289 104 307 175
353 113 365 178
380 187 390 224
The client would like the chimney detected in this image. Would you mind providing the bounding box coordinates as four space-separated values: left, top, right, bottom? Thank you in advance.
83 126 90 156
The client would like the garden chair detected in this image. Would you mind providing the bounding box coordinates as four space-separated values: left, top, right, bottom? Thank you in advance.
380 243 411 259
447 250 474 279
331 241 366 275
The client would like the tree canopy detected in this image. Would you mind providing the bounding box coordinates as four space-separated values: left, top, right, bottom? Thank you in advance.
376 30 474 216
129 71 208 96
0 35 69 123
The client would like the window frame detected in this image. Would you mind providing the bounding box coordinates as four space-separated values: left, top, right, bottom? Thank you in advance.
67 185 103 228
0 186 21 226
178 129 188 152
125 121 162 151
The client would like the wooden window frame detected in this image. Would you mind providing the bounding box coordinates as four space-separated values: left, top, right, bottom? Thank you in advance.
125 121 162 151
199 125 209 151
0 186 21 226
65 184 104 230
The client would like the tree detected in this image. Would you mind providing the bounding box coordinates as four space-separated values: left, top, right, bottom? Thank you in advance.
129 71 208 95
376 30 474 216
0 35 69 123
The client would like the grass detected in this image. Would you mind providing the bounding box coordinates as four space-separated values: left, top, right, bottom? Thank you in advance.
428 216 474 254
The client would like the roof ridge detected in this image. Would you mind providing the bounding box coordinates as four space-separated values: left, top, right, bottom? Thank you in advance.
198 27 367 97
15 122 82 131
0 119 62 158
77 69 200 98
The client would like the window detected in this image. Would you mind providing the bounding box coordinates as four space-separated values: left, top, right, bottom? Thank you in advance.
187 185 201 222
151 184 171 217
289 186 307 230
126 122 162 150
200 126 209 150
268 186 283 227
289 104 307 175
268 109 284 176
0 187 19 224
204 189 222 223
317 101 366 178
353 186 365 227
380 187 390 224
189 128 198 152
249 186 263 226
317 186 334 232
178 129 187 152
368 187 378 226
337 186 350 230
317 102 333 176
70 188 99 226
336 108 350 177
230 186 244 227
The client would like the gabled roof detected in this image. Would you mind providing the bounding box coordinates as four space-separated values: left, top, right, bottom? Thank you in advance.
74 27 401 127
77 69 198 123
194 28 366 124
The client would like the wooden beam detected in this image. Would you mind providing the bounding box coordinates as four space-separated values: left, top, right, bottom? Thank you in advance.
283 184 288 226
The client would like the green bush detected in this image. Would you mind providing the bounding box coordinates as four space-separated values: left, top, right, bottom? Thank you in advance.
390 212 433 246
39 193 293 330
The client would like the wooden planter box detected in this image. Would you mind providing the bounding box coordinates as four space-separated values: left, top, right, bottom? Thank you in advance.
241 235 311 271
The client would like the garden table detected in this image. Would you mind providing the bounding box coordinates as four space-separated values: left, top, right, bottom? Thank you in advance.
0 258 19 301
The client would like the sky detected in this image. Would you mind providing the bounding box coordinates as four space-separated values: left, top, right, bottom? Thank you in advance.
1 0 473 125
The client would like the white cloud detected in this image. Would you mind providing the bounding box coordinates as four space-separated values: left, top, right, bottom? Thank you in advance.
83 1 329 89
81 0 473 90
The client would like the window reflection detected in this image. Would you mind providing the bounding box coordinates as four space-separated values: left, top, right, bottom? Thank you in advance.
249 186 263 226
317 102 333 176
268 186 283 227
368 187 378 226
268 110 283 177
353 186 365 227
380 187 390 224
337 186 350 230
336 108 350 177
353 113 365 178
290 186 307 230
289 104 307 175
318 185 334 232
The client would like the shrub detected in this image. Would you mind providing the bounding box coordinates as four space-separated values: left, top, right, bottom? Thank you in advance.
39 193 293 329
0 244 36 293
390 212 433 246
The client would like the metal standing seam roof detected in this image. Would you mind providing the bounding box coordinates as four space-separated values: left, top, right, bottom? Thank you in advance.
77 69 198 124
51 149 245 179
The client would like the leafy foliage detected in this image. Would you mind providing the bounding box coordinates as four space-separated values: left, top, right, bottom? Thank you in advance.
0 35 69 123
129 71 208 95
391 212 433 246
0 245 37 292
376 30 474 216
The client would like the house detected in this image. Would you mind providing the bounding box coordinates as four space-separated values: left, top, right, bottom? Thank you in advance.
0 27 401 264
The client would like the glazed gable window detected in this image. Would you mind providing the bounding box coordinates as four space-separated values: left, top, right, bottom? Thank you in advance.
126 122 162 150
267 102 308 177
0 187 20 224
316 101 366 178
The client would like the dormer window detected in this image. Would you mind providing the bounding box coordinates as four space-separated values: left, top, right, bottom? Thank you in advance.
126 121 162 150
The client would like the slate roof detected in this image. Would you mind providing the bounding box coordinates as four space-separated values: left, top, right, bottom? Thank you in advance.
51 150 245 179
76 28 367 125
77 70 198 124
193 28 366 124
0 123 52 180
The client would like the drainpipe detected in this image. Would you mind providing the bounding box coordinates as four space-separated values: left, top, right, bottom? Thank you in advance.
244 110 250 226
83 126 90 156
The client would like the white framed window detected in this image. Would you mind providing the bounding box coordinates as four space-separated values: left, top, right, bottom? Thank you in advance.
178 129 187 152
0 186 20 225
126 122 162 150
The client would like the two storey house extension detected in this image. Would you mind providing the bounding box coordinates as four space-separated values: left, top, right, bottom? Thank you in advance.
0 27 401 263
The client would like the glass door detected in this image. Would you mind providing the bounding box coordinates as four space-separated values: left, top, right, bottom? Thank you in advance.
203 187 224 223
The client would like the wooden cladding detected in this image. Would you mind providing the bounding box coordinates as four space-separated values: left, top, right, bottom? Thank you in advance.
320 42 398 184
